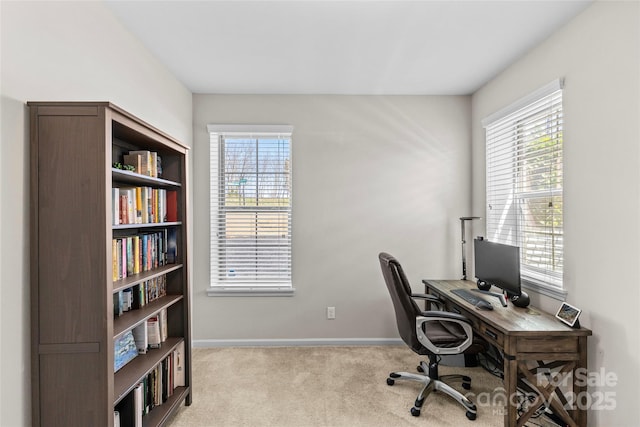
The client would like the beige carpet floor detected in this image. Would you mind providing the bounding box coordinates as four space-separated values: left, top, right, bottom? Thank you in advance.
166 346 552 427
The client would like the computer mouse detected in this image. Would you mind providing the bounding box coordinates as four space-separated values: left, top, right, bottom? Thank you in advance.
475 300 494 311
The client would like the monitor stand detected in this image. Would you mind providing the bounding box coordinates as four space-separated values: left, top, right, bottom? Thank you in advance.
472 288 508 307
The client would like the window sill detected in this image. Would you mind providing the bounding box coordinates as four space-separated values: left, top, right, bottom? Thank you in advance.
207 286 296 297
521 278 567 301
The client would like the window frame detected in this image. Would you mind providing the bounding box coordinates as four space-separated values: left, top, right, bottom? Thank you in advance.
482 79 566 300
207 124 294 297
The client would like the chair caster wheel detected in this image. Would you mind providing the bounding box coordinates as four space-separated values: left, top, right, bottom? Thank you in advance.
386 378 395 386
466 411 476 420
411 407 421 417
462 375 471 389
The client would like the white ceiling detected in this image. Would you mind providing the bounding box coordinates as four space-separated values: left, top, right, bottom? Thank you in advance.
105 0 593 95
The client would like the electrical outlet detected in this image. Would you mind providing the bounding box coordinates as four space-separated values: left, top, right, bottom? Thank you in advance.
327 306 336 319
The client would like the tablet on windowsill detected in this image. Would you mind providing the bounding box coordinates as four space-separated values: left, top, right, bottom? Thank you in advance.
555 302 582 327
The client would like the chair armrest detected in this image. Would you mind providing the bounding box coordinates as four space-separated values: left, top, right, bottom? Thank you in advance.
421 310 472 325
415 314 473 355
411 293 444 310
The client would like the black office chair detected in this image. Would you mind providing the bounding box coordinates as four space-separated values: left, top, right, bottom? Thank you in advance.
379 252 484 420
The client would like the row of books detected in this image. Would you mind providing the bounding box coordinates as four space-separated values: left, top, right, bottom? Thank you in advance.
112 230 177 281
113 187 178 225
113 308 169 372
131 309 169 353
114 275 167 317
114 341 186 427
123 150 163 179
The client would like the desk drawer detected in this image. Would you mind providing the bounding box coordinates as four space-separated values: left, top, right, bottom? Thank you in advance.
479 323 504 347
516 336 578 353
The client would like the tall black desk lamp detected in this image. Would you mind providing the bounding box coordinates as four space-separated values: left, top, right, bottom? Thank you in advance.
460 216 481 280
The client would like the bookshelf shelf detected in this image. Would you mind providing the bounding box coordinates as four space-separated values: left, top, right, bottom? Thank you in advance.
112 168 182 188
29 102 191 427
113 264 183 294
113 221 182 230
114 295 184 339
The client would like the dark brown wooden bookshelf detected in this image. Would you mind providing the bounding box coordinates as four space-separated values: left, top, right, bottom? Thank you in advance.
29 102 191 427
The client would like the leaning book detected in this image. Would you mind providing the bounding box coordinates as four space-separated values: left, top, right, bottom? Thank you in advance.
114 330 138 372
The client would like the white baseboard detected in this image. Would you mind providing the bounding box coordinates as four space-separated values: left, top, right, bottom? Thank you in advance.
192 338 403 348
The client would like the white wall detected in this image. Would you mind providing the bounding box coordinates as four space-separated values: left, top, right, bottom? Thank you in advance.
192 95 471 343
0 2 192 426
471 1 639 425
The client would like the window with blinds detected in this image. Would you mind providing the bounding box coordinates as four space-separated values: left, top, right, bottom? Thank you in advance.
483 80 564 293
208 125 293 295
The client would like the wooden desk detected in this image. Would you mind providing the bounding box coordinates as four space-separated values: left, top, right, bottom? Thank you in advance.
423 279 592 427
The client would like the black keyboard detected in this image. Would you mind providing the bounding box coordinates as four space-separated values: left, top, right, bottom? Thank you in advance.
451 288 487 305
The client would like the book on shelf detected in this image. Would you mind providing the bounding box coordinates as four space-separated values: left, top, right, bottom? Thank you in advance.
173 341 185 387
132 283 145 310
127 150 152 177
119 194 127 224
114 330 138 372
112 187 120 225
113 292 123 318
122 288 133 312
156 154 163 177
112 239 119 281
145 187 153 222
119 188 136 225
157 308 168 343
132 323 148 354
133 383 143 427
156 360 163 406
147 317 161 349
166 228 178 264
126 238 134 277
135 187 142 224
150 152 158 178
159 188 164 223
133 235 140 274
146 275 167 303
166 190 178 222
161 357 169 402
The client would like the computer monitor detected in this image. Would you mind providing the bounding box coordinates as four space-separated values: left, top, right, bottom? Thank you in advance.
474 238 530 307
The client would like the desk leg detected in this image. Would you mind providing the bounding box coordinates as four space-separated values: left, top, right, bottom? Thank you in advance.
574 336 588 427
504 355 519 427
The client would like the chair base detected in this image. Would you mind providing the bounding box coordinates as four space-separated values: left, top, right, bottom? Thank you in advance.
386 360 477 420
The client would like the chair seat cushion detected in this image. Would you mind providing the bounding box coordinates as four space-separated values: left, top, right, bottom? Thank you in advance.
426 320 468 348
424 320 489 353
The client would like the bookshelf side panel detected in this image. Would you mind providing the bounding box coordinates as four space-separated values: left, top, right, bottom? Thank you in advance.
36 113 108 344
39 352 109 427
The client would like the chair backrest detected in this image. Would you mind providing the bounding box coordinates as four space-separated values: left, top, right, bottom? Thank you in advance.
378 252 426 354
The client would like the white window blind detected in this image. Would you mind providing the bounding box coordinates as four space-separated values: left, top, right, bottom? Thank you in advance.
209 125 293 295
483 80 564 293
